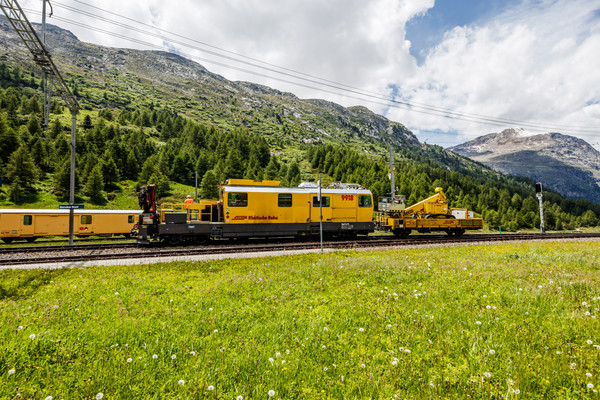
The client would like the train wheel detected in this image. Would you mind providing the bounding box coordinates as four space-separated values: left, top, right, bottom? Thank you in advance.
1 238 14 244
165 236 181 245
445 229 453 236
25 237 37 243
454 229 465 237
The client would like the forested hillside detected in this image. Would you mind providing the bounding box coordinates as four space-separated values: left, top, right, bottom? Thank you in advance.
1 60 599 232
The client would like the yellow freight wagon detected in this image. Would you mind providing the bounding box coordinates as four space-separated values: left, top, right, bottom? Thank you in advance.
0 209 141 243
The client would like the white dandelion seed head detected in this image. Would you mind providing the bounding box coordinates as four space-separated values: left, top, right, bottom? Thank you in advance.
361 363 365 368
171 354 176 360
95 393 104 400
190 351 196 356
152 354 158 359
586 372 593 377
359 327 364 332
237 396 243 400
281 360 285 364
29 334 36 340
115 292 119 295
17 326 23 331
323 327 328 332
588 383 594 389
483 372 491 378
268 390 275 397
587 340 593 345
275 352 281 357
513 389 521 394
486 305 491 309
127 358 132 363
489 350 496 355
476 321 482 325
392 360 398 365
404 348 411 353
321 345 326 349
45 396 53 400
178 380 185 385
209 307 213 311
268 357 274 364
582 302 589 307
207 385 214 391
286 349 290 355
213 329 218 333
324 367 328 371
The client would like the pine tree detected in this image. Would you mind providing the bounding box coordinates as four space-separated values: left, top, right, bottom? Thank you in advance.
85 165 104 201
200 170 219 199
5 146 39 188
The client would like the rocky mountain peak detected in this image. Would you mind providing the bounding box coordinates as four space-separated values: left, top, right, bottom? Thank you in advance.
449 128 600 203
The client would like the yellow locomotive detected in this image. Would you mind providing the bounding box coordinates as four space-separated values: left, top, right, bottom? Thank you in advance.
376 187 483 237
137 179 374 244
0 209 141 243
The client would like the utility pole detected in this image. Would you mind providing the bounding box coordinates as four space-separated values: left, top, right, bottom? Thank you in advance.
319 174 323 252
41 0 52 130
536 182 545 234
389 145 395 198
1 0 80 245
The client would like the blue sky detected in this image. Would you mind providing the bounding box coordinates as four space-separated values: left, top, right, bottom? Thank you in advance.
406 0 521 64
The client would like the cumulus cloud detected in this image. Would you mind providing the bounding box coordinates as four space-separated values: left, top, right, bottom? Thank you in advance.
387 0 600 146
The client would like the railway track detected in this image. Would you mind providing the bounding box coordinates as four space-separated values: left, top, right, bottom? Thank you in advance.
1 232 599 267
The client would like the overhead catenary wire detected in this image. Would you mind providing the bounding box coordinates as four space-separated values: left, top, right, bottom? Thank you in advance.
15 2 600 138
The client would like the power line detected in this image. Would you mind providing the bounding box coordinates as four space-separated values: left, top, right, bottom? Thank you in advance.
18 2 600 138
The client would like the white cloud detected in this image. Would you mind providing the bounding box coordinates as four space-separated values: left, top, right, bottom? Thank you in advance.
386 0 600 147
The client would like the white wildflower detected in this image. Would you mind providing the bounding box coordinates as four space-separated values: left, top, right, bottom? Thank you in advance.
483 372 491 378
29 334 36 340
152 354 158 359
95 393 104 400
268 390 275 397
178 380 185 385
207 385 214 391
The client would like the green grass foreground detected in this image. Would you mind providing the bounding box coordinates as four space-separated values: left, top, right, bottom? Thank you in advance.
1 242 599 399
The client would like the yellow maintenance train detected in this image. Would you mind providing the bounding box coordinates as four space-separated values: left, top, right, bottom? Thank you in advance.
137 179 375 244
376 187 483 237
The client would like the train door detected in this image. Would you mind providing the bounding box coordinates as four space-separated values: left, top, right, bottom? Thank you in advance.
20 214 34 237
78 214 94 235
311 195 333 222
35 214 66 236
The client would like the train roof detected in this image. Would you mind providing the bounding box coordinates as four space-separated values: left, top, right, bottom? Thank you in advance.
221 185 372 195
0 209 141 215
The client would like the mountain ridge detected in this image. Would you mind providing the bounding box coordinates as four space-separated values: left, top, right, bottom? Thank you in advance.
449 128 600 203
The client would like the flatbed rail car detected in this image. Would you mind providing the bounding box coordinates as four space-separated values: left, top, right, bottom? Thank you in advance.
0 209 141 243
376 187 483 237
137 179 374 244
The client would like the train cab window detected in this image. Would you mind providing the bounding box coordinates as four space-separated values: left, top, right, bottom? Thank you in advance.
128 215 135 224
24 215 32 225
278 193 292 207
359 195 372 207
81 215 92 225
312 196 330 207
228 192 248 207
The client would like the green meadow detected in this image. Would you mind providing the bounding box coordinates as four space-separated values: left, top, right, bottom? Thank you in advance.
1 241 598 399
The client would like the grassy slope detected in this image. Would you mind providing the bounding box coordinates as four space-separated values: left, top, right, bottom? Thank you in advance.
1 241 598 399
